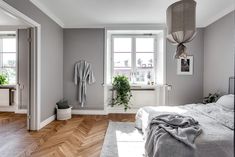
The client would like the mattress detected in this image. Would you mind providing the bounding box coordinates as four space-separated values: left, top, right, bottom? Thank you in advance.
135 103 234 157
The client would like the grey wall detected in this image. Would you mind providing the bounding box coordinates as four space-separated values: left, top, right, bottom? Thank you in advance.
166 29 204 105
5 0 233 113
204 11 235 96
63 28 204 107
63 29 104 110
18 29 29 109
4 0 64 121
62 13 234 107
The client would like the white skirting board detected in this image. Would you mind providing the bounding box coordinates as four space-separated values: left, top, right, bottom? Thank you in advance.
39 114 55 129
107 108 139 114
72 109 107 115
39 111 106 129
0 107 16 112
15 109 27 114
71 108 139 115
39 108 139 129
0 107 27 114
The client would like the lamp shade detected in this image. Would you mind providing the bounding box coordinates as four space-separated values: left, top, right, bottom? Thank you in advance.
166 0 197 58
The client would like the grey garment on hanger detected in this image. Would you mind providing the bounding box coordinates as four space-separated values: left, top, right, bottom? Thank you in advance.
74 60 96 107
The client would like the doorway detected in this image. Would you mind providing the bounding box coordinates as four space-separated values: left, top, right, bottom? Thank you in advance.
0 1 41 130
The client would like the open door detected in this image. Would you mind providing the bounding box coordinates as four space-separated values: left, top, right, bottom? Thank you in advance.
18 27 36 131
28 27 37 131
29 27 38 131
17 28 30 130
0 0 41 131
27 28 32 131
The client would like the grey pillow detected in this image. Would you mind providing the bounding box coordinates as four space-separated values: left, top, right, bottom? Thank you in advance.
56 100 70 109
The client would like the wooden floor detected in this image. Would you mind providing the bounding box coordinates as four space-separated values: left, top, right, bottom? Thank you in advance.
0 112 135 157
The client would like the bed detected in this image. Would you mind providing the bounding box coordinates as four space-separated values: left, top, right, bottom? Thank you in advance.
135 94 234 157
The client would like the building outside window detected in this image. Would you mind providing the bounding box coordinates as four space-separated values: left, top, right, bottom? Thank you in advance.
0 31 17 85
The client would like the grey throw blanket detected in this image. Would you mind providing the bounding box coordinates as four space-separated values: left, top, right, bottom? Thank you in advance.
145 114 202 157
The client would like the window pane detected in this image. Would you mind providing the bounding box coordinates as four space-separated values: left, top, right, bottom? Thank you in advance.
136 53 154 68
113 68 131 81
114 53 131 68
113 38 132 52
135 68 154 84
3 53 16 67
136 38 154 52
3 38 16 52
0 68 16 85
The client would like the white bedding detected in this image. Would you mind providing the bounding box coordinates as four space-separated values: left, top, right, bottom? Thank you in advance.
136 103 234 157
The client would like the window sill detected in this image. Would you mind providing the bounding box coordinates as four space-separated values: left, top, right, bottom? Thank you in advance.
0 85 16 89
103 84 164 90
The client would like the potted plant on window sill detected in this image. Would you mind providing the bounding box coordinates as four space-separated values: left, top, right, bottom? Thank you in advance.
0 74 8 86
110 75 132 111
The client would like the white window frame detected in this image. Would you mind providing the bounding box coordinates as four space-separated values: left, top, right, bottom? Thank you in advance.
0 33 17 85
111 34 157 85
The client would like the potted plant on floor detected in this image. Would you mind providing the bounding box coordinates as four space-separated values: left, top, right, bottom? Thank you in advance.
111 75 132 111
56 99 72 120
202 93 220 104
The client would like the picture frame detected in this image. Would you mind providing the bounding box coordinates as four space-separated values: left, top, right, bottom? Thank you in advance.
177 56 193 75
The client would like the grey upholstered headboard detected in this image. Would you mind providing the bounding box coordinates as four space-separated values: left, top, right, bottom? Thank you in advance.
228 77 234 94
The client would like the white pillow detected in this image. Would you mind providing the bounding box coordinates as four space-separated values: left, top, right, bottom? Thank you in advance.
216 94 234 111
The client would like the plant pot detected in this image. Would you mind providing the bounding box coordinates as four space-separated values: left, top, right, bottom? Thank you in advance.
56 106 72 120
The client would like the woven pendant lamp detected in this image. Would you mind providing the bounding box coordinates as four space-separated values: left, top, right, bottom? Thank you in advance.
166 0 197 59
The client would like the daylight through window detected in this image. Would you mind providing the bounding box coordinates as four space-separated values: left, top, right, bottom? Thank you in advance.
112 35 156 85
0 32 17 85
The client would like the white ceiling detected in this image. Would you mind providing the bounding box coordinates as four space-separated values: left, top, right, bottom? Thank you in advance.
0 8 28 26
30 0 234 28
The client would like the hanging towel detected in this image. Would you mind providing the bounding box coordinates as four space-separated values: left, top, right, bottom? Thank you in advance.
74 60 96 107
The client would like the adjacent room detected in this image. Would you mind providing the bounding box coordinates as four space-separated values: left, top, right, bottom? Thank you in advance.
0 0 234 157
0 6 36 133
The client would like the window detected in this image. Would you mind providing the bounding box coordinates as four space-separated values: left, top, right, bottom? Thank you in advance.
0 32 17 85
111 35 156 84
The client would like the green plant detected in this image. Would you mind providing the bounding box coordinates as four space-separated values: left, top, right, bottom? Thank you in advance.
0 74 8 85
203 93 220 104
111 75 132 111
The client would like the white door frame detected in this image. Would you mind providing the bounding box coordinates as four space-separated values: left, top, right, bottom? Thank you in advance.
0 0 41 130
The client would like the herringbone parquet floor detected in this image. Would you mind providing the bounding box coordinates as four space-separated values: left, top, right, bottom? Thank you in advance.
0 112 135 157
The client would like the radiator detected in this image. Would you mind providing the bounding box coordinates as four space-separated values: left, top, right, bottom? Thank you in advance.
0 89 10 106
104 85 167 113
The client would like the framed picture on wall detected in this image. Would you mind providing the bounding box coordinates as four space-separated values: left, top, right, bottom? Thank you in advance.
177 56 193 75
